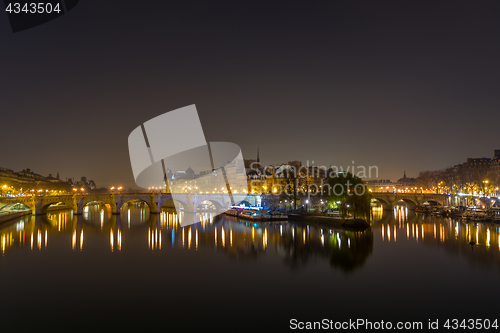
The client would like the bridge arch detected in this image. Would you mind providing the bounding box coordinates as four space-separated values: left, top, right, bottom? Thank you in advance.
196 199 223 212
160 200 176 209
396 199 417 210
371 198 392 210
38 201 74 215
158 199 193 216
81 201 113 219
83 200 111 210
121 199 151 211
0 202 32 213
173 200 188 211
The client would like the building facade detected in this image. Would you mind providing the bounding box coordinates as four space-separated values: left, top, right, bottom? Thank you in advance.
0 167 70 195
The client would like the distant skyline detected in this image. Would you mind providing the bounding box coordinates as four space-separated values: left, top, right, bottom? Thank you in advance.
1 1 499 188
3 147 498 189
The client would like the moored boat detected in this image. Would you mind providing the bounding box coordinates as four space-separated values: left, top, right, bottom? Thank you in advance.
224 205 288 221
224 208 241 217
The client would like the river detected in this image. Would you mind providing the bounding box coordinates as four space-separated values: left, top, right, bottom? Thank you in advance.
0 203 498 330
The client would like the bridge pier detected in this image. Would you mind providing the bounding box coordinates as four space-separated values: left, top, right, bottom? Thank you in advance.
149 193 162 214
110 194 122 214
382 200 394 211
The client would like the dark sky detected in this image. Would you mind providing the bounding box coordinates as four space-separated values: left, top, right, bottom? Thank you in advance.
1 1 499 188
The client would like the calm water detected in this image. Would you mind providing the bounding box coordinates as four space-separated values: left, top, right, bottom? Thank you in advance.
0 204 499 330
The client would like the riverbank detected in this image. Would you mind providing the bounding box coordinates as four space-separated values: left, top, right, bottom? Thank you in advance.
287 213 370 230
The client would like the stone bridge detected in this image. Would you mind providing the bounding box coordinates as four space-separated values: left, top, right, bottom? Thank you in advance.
371 192 447 210
0 193 258 216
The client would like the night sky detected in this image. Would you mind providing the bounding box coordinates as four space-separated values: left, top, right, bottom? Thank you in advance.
1 1 499 188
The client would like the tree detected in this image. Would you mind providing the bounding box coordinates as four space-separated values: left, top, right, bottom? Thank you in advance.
283 172 300 210
327 172 371 221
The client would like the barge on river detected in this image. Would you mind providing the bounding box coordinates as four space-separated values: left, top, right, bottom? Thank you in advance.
224 205 288 221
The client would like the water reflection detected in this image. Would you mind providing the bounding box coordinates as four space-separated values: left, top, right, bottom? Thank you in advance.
1 204 500 272
373 205 500 269
330 229 373 272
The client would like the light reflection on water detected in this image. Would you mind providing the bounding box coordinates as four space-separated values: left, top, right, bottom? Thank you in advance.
0 204 499 272
376 205 500 246
373 204 500 270
1 203 500 330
